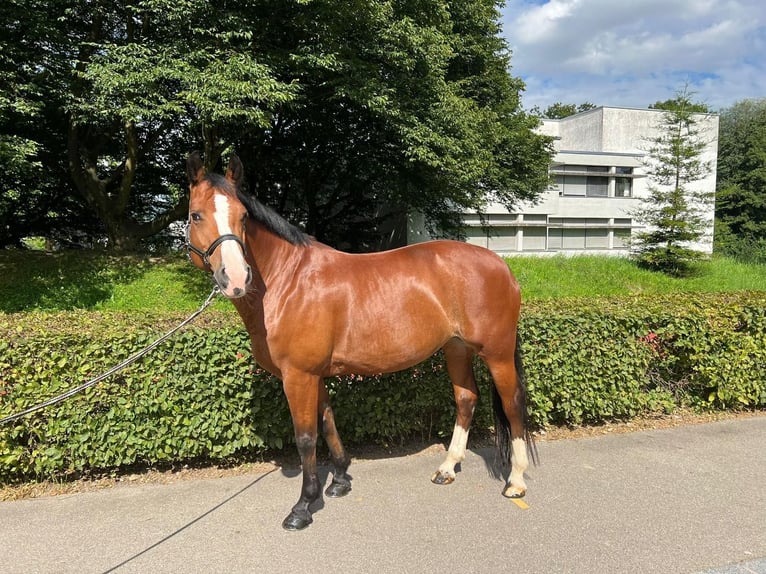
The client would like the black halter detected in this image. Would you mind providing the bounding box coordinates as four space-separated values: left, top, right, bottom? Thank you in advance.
185 224 246 268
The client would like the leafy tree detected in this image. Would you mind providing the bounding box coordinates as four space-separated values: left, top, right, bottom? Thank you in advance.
650 98 709 113
631 88 715 275
0 1 299 250
715 98 766 263
0 0 93 247
532 102 597 119
1 0 552 252
230 0 553 250
0 0 39 246
66 0 301 251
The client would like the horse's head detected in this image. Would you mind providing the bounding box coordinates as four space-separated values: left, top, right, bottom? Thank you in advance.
186 152 252 299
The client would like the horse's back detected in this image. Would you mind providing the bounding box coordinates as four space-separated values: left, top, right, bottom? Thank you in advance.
357 239 515 278
390 240 520 306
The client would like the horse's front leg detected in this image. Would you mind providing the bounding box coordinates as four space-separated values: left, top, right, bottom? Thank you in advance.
282 371 321 531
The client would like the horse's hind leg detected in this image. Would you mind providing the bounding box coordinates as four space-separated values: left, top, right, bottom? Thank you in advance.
319 381 352 498
432 339 478 485
484 346 531 499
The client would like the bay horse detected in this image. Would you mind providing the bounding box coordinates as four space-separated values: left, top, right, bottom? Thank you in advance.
185 152 535 530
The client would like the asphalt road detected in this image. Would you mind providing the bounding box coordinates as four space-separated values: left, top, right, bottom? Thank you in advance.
2 416 765 574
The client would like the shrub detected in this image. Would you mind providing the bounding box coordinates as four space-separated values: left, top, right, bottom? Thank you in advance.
520 306 671 426
1 291 764 482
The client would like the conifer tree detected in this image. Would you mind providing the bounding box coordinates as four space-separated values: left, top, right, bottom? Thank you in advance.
631 88 714 275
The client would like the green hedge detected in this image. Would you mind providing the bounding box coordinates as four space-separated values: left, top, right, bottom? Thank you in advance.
522 293 766 424
1 292 765 482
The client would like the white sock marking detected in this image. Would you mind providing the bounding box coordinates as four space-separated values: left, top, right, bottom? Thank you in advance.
438 424 470 476
509 436 528 489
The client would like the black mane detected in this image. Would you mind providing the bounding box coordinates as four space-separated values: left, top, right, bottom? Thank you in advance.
201 172 309 246
236 190 311 247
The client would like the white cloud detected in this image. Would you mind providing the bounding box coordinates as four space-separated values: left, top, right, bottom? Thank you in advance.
501 0 766 110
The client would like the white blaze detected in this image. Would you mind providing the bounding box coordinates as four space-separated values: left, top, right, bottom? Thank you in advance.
213 193 249 295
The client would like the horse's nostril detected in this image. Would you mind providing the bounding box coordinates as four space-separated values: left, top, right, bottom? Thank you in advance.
232 287 244 297
245 265 253 285
217 267 230 290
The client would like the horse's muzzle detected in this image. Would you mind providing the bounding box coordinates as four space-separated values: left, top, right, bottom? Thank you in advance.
214 263 252 298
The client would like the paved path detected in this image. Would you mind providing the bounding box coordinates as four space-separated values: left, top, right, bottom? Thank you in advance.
2 417 765 574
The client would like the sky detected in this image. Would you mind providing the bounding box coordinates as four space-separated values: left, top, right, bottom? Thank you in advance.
499 0 766 112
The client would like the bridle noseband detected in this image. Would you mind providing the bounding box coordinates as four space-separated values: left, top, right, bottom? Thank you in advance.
185 224 246 268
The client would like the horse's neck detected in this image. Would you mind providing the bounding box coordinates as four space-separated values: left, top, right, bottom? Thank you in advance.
246 222 305 286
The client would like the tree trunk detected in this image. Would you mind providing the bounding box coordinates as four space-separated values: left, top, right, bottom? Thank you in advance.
67 121 189 252
63 8 187 252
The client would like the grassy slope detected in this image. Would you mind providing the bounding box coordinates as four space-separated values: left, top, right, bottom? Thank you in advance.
506 255 766 300
0 252 222 313
1 250 765 314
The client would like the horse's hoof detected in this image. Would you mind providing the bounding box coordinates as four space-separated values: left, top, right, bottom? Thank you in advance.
282 511 313 531
503 484 526 499
431 470 455 485
325 480 352 498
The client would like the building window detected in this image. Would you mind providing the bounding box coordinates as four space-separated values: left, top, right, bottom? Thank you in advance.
585 166 608 197
555 164 636 198
546 228 564 250
615 178 632 197
464 215 635 252
490 227 519 251
586 177 608 196
465 225 521 252
585 228 609 249
465 227 489 249
548 228 597 250
613 228 631 248
615 167 633 197
546 217 627 251
557 175 586 196
522 228 546 251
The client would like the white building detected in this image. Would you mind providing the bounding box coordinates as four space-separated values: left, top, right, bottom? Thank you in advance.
408 106 719 255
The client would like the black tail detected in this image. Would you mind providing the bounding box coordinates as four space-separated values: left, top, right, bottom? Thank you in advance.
491 334 539 471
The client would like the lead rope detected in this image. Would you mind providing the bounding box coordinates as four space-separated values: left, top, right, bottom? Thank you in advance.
0 286 221 426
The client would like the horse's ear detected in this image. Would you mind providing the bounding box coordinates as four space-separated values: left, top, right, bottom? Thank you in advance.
186 152 205 185
225 153 244 188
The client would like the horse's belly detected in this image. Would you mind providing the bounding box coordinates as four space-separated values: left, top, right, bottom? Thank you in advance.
328 320 450 376
327 349 440 377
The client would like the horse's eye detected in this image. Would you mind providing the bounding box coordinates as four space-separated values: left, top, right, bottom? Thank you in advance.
191 212 202 222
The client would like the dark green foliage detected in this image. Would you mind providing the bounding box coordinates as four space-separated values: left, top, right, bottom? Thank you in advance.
649 98 710 113
715 98 766 263
714 228 766 265
523 293 766 425
532 102 597 119
2 292 765 483
645 299 766 408
0 313 286 480
520 306 668 426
